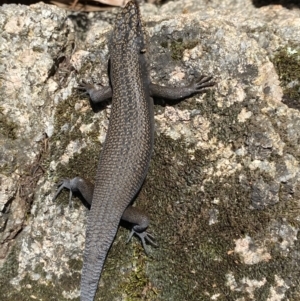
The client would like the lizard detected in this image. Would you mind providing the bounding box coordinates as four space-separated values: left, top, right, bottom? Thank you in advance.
53 1 215 300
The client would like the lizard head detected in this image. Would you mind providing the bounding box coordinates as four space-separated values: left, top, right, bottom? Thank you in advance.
111 0 146 53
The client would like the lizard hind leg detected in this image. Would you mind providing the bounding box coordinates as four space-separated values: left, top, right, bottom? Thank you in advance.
122 206 158 254
53 178 157 253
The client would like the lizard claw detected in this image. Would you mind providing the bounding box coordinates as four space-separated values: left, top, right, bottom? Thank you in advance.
127 229 158 255
76 80 104 91
52 178 74 208
76 80 95 93
194 75 215 91
75 80 112 104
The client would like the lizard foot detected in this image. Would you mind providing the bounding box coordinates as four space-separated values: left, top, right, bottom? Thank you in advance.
76 80 112 103
194 75 215 91
127 230 158 254
76 80 96 93
52 178 74 208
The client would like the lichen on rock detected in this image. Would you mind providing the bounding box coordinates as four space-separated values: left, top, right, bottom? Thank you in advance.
0 0 300 300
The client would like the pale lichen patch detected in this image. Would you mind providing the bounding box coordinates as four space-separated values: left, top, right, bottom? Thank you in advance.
267 275 289 301
226 272 267 299
234 235 272 265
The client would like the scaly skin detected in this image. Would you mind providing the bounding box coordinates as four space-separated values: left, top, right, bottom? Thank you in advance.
54 1 215 300
80 1 153 300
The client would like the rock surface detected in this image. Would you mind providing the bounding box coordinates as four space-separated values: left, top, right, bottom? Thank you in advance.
0 0 300 300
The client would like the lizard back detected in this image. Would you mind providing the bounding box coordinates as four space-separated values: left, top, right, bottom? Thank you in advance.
80 1 154 300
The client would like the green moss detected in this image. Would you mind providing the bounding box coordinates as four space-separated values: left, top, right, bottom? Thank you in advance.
32 46 45 52
177 90 261 150
33 262 47 278
0 243 81 301
0 250 82 300
49 91 102 203
68 258 83 272
21 49 298 299
160 41 168 48
128 132 300 300
3 273 80 301
83 225 158 300
0 245 19 285
0 106 19 140
119 253 158 300
272 46 300 110
161 38 198 61
53 145 100 207
59 272 81 296
51 94 89 158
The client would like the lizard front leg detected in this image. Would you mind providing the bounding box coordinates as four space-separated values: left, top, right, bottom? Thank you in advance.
150 75 215 99
78 75 214 104
77 81 112 103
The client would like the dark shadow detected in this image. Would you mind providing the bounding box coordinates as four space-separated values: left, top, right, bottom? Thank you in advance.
71 191 91 210
282 96 300 111
89 98 111 113
153 90 211 107
252 0 300 8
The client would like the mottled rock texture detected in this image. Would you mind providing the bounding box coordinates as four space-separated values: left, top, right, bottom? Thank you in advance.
0 0 300 300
